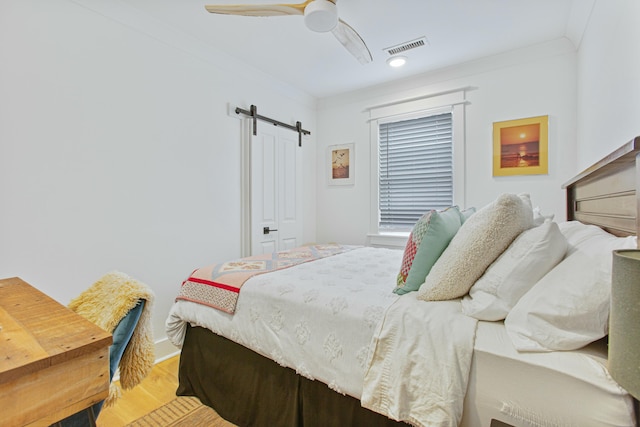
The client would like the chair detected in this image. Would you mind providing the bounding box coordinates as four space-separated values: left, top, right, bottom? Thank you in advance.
52 272 155 427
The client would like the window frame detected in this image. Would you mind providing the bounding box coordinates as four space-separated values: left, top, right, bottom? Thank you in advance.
367 90 466 247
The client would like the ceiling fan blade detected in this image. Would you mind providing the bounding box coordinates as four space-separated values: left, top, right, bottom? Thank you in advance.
331 19 372 64
205 1 312 17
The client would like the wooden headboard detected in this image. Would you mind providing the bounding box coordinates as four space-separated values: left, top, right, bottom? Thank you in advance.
562 136 640 238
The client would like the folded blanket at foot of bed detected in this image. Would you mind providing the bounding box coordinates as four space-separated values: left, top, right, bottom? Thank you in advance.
176 244 357 314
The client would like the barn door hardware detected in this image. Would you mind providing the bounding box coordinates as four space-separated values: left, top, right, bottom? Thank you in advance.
235 104 311 147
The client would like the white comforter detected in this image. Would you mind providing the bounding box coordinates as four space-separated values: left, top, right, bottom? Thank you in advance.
166 246 478 425
167 247 402 397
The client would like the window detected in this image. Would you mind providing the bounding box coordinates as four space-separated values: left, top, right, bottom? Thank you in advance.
367 90 466 246
379 112 453 231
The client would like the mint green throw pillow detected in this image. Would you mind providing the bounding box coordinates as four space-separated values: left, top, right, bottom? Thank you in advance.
394 206 462 295
460 207 476 222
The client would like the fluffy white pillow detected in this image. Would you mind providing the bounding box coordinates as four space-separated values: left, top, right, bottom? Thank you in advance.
505 225 637 352
417 193 534 301
461 220 567 321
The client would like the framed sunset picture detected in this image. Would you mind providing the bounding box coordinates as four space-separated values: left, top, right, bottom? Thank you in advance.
493 115 548 176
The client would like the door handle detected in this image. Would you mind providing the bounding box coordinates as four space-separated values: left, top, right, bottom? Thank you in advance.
263 226 278 235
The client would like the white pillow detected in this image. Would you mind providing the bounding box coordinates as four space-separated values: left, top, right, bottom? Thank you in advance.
461 220 567 321
417 193 534 301
558 220 612 253
532 206 554 226
505 227 637 352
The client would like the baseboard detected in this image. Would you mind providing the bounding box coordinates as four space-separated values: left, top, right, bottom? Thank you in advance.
154 337 181 363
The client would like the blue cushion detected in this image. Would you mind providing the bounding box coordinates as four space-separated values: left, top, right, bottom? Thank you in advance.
109 300 145 381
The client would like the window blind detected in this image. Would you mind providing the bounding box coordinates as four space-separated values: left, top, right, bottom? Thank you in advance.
379 112 453 231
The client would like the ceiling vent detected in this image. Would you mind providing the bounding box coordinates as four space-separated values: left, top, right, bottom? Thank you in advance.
383 37 428 56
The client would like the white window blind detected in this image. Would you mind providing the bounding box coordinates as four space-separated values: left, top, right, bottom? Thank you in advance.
379 112 453 231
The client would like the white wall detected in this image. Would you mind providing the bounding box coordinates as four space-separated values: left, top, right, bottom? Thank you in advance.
576 0 640 168
315 39 577 246
0 0 317 358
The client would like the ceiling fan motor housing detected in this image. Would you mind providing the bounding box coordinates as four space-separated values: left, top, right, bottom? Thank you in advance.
304 0 338 32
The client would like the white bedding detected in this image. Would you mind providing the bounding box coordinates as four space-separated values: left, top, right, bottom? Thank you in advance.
166 246 637 427
362 294 477 427
167 247 403 398
461 321 636 427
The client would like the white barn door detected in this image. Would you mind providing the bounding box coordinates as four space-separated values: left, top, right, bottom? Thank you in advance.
249 120 302 255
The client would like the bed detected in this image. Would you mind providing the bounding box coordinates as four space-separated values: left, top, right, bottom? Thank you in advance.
166 137 640 427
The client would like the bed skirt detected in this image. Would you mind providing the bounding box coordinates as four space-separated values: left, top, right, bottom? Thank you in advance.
177 324 407 427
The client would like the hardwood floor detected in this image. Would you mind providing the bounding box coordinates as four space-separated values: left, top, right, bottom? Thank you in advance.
96 354 184 426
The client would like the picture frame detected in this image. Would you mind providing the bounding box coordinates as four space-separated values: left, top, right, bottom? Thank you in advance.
328 143 355 186
493 115 548 176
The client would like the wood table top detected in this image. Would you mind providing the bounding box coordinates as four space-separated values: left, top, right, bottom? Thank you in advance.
0 277 112 384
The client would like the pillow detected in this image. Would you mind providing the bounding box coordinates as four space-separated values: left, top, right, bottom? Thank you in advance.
417 193 534 301
558 220 620 253
461 220 567 321
459 207 476 223
394 206 462 295
505 228 637 352
532 206 554 226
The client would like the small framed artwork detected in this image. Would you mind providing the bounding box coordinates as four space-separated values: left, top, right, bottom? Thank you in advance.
493 115 548 176
328 143 355 186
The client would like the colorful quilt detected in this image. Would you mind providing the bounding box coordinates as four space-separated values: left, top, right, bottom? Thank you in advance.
176 244 356 314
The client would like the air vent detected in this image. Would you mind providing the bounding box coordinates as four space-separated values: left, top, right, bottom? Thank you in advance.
384 37 428 56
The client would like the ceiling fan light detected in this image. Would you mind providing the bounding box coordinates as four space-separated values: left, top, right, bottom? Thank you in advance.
304 0 338 33
387 55 407 67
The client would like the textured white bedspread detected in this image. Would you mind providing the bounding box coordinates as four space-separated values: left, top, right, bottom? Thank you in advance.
166 245 635 427
166 247 402 398
362 293 478 427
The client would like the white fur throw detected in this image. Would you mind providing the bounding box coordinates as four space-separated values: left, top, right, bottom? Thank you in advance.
68 271 155 406
418 193 533 301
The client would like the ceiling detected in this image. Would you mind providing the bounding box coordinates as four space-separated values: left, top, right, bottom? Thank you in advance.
122 0 590 98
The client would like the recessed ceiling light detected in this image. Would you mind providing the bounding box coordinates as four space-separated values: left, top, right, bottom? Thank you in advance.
387 55 407 68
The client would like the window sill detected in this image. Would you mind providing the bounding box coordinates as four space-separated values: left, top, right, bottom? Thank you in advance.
366 233 409 249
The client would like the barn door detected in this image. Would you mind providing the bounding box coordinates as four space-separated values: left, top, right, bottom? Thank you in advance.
248 120 302 255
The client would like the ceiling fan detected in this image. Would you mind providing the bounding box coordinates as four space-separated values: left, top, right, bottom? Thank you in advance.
204 0 373 64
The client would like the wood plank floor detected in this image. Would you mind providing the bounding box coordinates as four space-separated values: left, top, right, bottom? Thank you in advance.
97 355 181 426
96 354 233 426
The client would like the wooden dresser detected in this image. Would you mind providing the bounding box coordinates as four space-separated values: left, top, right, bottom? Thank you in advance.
0 277 112 427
